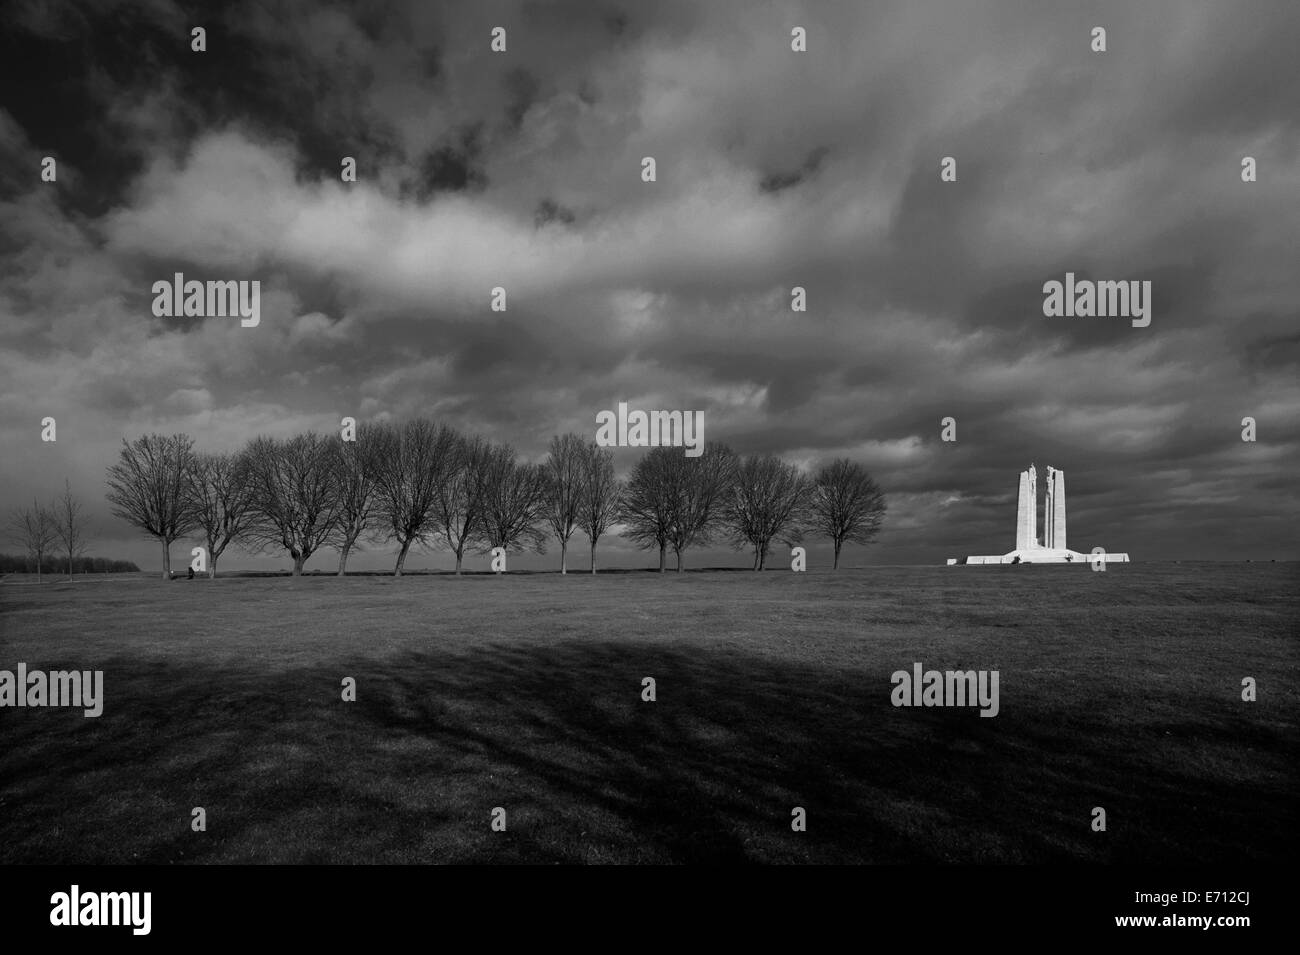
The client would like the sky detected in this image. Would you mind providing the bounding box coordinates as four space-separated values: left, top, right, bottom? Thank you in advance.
1 0 1297 572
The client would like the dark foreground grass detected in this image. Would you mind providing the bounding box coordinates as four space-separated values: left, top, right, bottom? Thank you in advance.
0 563 1296 864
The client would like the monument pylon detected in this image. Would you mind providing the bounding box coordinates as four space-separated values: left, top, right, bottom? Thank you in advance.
1015 464 1037 550
1045 466 1066 550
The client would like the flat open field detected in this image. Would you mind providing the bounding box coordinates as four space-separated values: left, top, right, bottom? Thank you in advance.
1 563 1296 864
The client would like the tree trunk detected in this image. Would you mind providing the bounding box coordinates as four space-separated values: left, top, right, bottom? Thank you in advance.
675 549 684 573
337 542 351 576
590 542 597 574
833 539 842 571
208 556 218 579
292 553 307 576
455 548 463 575
161 539 172 580
394 540 411 577
560 539 567 575
658 543 666 573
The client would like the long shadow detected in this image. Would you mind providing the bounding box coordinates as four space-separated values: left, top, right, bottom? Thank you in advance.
1 639 1295 864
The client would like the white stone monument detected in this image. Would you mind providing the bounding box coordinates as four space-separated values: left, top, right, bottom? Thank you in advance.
955 464 1129 564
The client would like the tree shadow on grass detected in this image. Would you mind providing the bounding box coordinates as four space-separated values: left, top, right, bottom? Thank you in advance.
1 642 1295 863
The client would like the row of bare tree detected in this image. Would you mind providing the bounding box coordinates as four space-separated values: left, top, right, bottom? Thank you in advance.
7 481 90 581
624 446 885 572
102 425 617 579
101 420 886 578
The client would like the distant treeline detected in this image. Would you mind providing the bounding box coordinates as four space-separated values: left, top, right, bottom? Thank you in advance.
102 421 888 579
0 553 140 574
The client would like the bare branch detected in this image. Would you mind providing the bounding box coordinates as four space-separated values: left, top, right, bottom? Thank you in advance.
807 459 887 570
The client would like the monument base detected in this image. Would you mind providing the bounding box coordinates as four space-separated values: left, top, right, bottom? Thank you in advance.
953 548 1130 565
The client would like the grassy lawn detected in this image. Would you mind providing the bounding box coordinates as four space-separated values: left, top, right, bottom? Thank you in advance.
1 563 1296 863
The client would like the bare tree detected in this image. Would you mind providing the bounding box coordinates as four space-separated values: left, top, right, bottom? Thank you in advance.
544 433 586 574
105 433 199 580
808 458 886 570
8 500 57 581
664 442 737 572
187 451 255 578
242 432 342 576
577 442 622 574
371 419 460 576
50 480 91 580
620 447 678 572
479 445 549 561
727 454 810 570
431 433 492 575
328 427 381 575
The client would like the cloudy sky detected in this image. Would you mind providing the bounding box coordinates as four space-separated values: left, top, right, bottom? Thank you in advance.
1 0 1297 572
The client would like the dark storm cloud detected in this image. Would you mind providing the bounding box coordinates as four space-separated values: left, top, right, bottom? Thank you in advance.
759 146 830 194
533 198 576 227
407 124 488 197
0 0 1296 570
501 67 541 130
1241 323 1300 375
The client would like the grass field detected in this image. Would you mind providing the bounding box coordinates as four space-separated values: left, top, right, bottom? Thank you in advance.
1 563 1296 864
